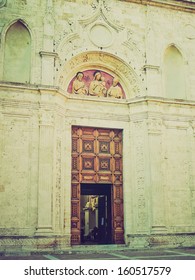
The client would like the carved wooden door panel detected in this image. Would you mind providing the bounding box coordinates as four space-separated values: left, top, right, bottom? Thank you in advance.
71 127 124 245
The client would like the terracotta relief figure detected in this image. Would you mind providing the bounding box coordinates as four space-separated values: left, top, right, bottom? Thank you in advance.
107 77 123 99
72 72 88 95
69 70 125 99
89 71 107 97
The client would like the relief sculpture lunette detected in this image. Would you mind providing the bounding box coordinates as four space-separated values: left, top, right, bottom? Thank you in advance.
69 70 125 99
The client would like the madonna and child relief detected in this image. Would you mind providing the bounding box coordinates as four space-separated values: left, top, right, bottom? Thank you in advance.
68 70 125 99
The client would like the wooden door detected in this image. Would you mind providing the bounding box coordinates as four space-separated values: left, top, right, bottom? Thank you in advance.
71 127 124 245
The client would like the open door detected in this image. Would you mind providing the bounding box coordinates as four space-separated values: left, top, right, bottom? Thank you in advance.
71 127 124 245
80 184 112 244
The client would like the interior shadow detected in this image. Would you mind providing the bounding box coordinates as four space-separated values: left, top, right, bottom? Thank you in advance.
80 183 112 245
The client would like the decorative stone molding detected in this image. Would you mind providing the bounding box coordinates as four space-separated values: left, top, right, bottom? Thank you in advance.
133 120 149 233
39 110 54 126
39 52 58 86
79 0 124 32
185 24 195 39
122 40 144 67
122 0 195 12
36 110 55 235
39 51 58 58
190 121 195 136
127 233 195 249
147 118 166 233
89 22 114 48
55 138 62 233
0 235 71 253
147 118 162 134
58 51 142 99
63 108 130 122
0 0 6 8
0 21 4 37
46 0 53 15
142 65 160 73
163 120 190 130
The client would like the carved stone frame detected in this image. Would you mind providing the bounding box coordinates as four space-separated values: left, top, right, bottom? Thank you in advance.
58 51 142 99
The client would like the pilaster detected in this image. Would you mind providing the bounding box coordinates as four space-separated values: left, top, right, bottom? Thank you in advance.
36 110 54 235
190 121 195 223
39 0 57 86
147 117 167 233
39 51 58 86
143 65 161 97
131 113 150 234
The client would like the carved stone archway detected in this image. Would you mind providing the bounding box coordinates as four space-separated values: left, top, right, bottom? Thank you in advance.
58 51 141 99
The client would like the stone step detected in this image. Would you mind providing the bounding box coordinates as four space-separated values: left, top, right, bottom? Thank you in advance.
70 244 128 253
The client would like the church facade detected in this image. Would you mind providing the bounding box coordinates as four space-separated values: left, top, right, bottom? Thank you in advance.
0 0 195 253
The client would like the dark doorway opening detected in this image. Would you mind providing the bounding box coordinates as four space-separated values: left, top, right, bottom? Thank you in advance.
80 183 112 245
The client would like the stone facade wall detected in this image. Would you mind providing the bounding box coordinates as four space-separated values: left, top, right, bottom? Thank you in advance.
0 0 195 252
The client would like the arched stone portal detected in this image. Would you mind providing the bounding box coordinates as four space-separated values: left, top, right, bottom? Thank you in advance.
58 51 141 99
58 51 141 245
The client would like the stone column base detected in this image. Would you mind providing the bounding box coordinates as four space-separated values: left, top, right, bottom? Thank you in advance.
35 227 54 236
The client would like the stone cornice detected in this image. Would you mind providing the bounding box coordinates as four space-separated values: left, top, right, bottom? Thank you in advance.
121 0 195 13
0 81 60 92
127 95 195 106
0 82 195 108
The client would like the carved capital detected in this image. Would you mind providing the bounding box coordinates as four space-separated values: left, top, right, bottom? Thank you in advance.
39 110 54 126
39 51 58 58
142 65 160 73
147 119 162 134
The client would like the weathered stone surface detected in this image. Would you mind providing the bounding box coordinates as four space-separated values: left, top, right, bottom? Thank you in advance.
0 0 195 252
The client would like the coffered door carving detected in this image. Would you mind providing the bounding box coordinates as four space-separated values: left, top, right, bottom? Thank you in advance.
71 126 124 245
